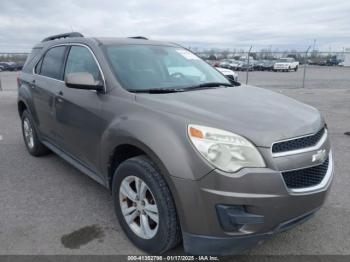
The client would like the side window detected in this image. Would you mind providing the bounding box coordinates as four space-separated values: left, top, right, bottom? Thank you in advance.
40 46 66 80
64 46 101 82
35 58 43 74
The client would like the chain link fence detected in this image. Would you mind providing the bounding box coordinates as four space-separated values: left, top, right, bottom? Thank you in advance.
198 50 350 89
0 52 28 63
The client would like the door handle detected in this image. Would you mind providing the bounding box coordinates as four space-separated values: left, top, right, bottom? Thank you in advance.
30 79 36 88
56 91 64 103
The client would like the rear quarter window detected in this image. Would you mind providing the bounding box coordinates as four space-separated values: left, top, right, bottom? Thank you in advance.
22 48 42 73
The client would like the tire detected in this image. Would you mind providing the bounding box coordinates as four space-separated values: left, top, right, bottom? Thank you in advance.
294 66 298 72
112 156 181 254
21 110 50 156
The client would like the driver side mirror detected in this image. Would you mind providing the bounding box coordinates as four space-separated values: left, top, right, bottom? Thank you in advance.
65 72 104 92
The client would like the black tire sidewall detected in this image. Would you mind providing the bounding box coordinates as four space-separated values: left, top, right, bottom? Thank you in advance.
112 157 178 254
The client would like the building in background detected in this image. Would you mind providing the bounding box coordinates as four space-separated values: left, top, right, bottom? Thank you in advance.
344 48 350 67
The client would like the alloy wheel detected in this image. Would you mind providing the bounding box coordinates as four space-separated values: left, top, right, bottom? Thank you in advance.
23 117 34 149
119 175 159 239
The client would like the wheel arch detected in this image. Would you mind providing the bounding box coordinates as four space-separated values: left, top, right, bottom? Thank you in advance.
107 139 187 232
18 82 36 122
18 100 28 117
107 138 173 192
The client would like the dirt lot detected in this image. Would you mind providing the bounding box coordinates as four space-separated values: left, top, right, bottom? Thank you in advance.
0 67 349 255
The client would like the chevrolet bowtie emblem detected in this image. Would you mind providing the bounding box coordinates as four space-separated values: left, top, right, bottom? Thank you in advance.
312 149 327 163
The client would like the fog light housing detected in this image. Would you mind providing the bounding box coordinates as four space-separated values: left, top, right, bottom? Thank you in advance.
216 205 264 231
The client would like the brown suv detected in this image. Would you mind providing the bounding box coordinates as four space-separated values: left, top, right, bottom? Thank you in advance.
18 32 333 255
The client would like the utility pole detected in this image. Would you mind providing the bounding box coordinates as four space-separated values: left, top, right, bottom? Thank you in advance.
246 45 252 85
302 46 311 88
312 39 316 53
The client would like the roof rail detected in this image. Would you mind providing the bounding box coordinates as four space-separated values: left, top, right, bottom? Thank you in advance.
42 32 84 42
128 36 148 40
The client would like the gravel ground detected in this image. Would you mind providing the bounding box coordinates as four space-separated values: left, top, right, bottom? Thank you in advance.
0 67 349 256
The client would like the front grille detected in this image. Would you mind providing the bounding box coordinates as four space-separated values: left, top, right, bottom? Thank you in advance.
282 157 329 189
272 127 325 154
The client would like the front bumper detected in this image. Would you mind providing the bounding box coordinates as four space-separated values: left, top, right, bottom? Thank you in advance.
183 209 316 255
171 151 333 255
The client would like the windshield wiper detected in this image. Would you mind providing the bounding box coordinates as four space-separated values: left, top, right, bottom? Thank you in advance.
128 88 186 94
199 82 233 87
183 82 233 91
128 82 233 94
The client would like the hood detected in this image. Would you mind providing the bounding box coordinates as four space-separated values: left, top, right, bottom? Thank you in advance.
136 86 323 147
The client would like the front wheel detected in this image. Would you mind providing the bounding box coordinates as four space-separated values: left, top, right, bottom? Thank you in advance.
112 156 181 254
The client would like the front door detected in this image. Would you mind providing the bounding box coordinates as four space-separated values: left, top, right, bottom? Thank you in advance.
55 45 104 172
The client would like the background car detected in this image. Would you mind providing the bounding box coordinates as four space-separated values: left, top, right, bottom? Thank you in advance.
0 62 12 71
257 60 275 71
326 56 341 66
215 67 238 82
238 60 254 71
219 59 241 71
0 62 24 71
14 62 24 71
218 59 231 68
273 58 299 72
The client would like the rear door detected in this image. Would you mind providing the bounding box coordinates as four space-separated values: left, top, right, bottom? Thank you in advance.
55 45 104 172
32 46 67 142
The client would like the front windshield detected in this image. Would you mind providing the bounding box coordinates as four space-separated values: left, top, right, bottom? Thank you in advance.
104 45 230 91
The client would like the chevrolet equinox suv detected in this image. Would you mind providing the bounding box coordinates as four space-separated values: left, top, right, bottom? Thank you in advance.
18 32 333 255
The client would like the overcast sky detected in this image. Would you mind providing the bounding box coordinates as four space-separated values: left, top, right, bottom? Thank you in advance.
1 0 349 52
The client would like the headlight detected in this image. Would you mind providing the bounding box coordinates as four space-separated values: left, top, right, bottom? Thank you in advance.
188 125 265 172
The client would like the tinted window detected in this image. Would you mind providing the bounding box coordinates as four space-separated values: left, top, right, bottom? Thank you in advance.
35 58 43 74
65 46 101 82
40 46 66 80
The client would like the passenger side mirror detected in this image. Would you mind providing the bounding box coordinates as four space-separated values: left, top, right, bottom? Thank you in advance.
65 73 104 91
